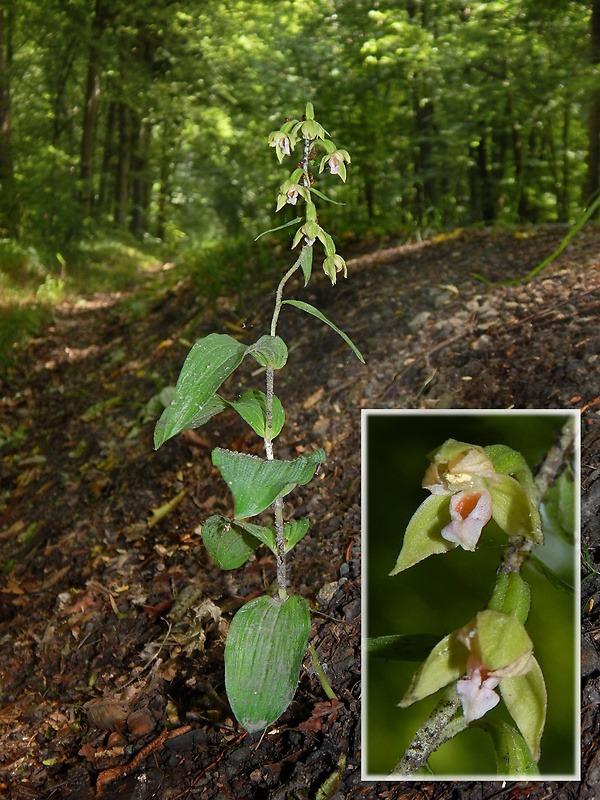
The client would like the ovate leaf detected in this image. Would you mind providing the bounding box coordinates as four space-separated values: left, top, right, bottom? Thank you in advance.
248 335 288 369
201 515 262 569
282 299 365 363
154 334 247 448
499 656 547 762
212 448 326 519
224 594 311 733
474 719 539 776
283 519 310 552
389 494 454 575
228 390 285 439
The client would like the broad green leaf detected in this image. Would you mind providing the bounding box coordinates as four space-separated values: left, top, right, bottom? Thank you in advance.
248 335 288 369
254 216 302 241
224 594 310 733
228 390 285 439
282 299 365 364
154 334 247 449
300 246 313 286
500 656 547 762
366 634 443 662
181 395 229 430
283 518 310 552
524 554 574 595
486 572 531 624
389 494 454 575
474 719 539 776
487 474 543 544
201 515 262 569
212 447 326 519
399 631 467 707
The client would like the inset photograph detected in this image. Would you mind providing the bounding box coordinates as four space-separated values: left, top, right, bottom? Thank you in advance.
362 410 579 781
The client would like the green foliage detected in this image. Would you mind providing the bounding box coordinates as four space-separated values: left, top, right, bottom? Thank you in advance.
154 104 361 735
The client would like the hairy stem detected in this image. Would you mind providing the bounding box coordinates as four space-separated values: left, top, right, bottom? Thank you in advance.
392 687 463 775
500 415 575 574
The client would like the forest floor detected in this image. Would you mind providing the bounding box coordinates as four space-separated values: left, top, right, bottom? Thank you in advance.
0 227 599 800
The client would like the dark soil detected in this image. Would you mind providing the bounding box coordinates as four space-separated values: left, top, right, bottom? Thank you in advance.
0 227 599 799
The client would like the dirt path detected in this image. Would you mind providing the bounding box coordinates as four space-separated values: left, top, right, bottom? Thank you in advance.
0 228 599 799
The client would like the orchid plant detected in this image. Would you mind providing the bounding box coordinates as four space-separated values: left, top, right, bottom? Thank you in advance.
154 103 363 734
369 422 576 777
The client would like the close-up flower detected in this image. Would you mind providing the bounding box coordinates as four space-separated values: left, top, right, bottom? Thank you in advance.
441 489 493 551
267 130 295 163
322 253 347 285
319 148 351 182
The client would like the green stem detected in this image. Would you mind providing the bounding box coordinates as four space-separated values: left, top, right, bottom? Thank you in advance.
265 132 314 601
309 643 338 701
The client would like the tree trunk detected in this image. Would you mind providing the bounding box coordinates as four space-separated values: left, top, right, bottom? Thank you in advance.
130 118 150 237
0 6 18 237
79 0 107 214
585 0 600 202
114 102 131 227
98 99 116 210
477 129 495 225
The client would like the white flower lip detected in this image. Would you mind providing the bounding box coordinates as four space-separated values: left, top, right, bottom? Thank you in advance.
440 490 493 551
457 665 500 723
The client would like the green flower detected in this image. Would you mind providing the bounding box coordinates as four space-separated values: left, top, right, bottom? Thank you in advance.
323 253 347 285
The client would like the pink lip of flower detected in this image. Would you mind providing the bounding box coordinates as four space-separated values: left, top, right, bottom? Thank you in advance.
328 155 340 174
440 490 493 551
457 664 500 723
287 188 299 205
280 136 291 156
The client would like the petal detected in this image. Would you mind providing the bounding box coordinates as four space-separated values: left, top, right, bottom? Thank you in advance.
440 490 492 551
457 669 500 723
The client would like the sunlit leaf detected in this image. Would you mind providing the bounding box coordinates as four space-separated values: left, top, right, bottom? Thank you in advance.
212 447 326 518
254 216 303 241
201 515 262 569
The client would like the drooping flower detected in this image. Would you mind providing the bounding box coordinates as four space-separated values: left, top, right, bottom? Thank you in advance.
323 253 347 285
319 148 351 182
268 131 295 163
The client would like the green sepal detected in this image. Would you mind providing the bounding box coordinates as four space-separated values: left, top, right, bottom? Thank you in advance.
499 656 547 762
212 447 326 519
484 444 536 496
305 101 315 120
201 515 262 569
398 631 466 707
542 468 575 542
486 572 531 624
282 299 365 364
317 229 336 257
366 633 444 662
154 333 248 449
224 594 311 733
475 610 533 672
300 246 313 286
389 494 454 575
474 719 540 776
248 335 288 369
487 474 543 544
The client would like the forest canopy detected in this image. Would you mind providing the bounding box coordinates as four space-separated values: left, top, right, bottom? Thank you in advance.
0 0 597 251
